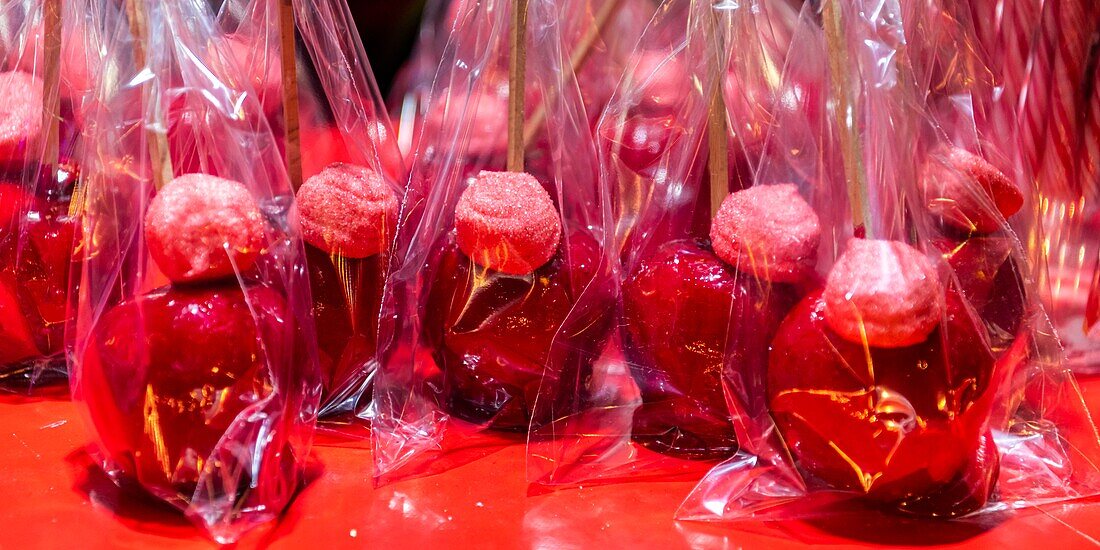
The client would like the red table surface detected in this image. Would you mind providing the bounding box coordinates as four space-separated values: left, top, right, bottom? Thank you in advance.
2 380 1100 549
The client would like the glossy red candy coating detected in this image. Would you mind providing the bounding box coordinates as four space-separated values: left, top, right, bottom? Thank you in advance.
622 239 796 458
824 240 945 348
297 163 398 259
0 174 80 367
893 429 1000 517
920 147 1024 234
144 174 266 284
0 183 27 234
455 171 562 275
710 184 820 283
934 237 1027 341
0 272 38 365
426 230 605 430
305 245 385 395
81 284 295 497
603 114 683 176
768 287 998 517
0 71 44 170
15 197 78 355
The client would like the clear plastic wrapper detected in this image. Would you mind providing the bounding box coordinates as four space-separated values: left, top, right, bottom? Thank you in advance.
527 0 806 486
386 0 457 156
292 0 407 417
676 0 1100 520
994 1 1100 373
387 0 655 158
213 0 317 172
0 0 100 391
369 0 616 482
71 0 320 541
219 0 406 418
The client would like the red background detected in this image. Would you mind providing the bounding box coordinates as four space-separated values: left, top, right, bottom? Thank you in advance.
2 379 1100 548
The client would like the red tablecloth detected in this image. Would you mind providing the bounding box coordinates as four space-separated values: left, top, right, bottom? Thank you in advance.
2 380 1100 548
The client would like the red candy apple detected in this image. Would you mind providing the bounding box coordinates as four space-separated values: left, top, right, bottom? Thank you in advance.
295 163 398 394
622 239 796 457
935 237 1026 341
0 272 38 366
0 183 28 239
621 185 819 458
426 171 606 429
81 284 298 497
0 165 82 370
14 192 78 356
427 229 603 429
602 114 684 176
768 239 1000 517
923 150 1027 341
304 246 385 394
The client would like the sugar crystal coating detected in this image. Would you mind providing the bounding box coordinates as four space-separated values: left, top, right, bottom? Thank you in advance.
824 239 945 348
297 163 398 258
455 171 562 275
710 184 820 282
145 173 266 283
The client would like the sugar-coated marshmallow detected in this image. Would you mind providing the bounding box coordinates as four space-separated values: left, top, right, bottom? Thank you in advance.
824 239 945 348
455 171 561 275
710 184 820 283
145 173 266 283
296 163 398 258
920 146 1023 234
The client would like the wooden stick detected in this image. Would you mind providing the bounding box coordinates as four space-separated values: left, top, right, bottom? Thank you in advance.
523 0 623 144
507 0 529 173
125 0 173 189
707 6 729 218
822 0 873 238
41 0 61 171
278 0 303 191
